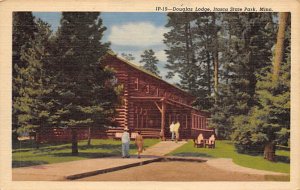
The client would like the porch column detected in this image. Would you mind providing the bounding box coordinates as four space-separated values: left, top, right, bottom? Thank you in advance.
161 100 166 140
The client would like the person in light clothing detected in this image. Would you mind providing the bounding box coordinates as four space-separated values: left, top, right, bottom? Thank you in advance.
121 128 130 158
169 121 175 141
174 121 180 143
135 131 144 158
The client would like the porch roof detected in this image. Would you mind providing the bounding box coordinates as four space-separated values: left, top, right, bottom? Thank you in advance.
129 96 210 117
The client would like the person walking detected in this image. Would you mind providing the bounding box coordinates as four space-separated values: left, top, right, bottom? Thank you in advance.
174 121 180 143
121 128 130 158
169 121 175 141
135 131 144 158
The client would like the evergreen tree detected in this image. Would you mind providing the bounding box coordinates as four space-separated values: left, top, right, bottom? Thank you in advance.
193 13 221 110
164 12 215 111
16 19 53 134
231 13 290 160
51 12 120 154
164 13 196 83
210 13 276 139
139 49 160 77
12 12 38 142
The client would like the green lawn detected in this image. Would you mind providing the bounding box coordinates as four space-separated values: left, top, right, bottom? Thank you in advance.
12 138 160 168
169 140 290 173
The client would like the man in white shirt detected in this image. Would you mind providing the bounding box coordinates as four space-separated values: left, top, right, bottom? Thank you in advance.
169 121 175 141
174 121 180 143
121 128 130 158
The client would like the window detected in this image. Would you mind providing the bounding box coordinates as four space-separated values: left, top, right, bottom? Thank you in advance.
185 115 188 129
192 115 196 129
134 78 139 90
146 84 150 93
200 117 203 129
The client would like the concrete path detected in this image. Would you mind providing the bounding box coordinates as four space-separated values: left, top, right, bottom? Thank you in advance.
141 140 187 156
205 158 289 176
12 140 288 181
13 157 160 181
12 140 187 181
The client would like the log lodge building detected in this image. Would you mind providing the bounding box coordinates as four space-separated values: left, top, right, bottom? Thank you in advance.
102 51 213 140
36 51 214 143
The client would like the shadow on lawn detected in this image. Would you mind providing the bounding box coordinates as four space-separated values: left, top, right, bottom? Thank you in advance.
13 144 72 154
30 145 72 154
172 152 213 158
80 143 121 150
275 155 290 164
12 140 38 150
238 152 290 164
25 143 122 154
52 150 121 158
12 160 48 168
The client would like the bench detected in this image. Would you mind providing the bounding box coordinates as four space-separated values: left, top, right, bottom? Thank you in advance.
205 135 216 148
194 139 205 148
194 134 216 148
194 133 205 148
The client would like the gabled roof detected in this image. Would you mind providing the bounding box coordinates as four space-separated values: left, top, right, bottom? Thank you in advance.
105 50 195 100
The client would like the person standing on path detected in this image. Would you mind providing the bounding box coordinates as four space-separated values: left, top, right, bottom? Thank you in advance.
121 128 130 158
174 121 180 143
135 131 144 158
169 121 175 141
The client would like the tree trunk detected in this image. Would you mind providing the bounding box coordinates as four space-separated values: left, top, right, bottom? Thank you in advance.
185 22 190 65
71 128 78 155
264 142 275 161
272 12 288 83
35 131 40 149
212 13 219 101
87 127 91 146
205 20 212 95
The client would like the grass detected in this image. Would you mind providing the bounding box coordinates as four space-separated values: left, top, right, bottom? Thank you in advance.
12 138 160 168
169 140 290 174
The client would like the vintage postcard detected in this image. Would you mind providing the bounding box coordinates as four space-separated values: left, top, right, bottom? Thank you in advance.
0 0 299 190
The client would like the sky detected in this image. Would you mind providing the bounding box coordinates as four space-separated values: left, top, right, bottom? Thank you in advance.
33 12 179 83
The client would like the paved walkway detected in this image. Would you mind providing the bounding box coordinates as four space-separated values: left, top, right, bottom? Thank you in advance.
12 140 288 181
141 140 186 156
12 140 187 181
205 158 289 176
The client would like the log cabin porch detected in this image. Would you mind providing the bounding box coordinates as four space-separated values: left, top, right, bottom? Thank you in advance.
104 51 214 140
128 96 210 140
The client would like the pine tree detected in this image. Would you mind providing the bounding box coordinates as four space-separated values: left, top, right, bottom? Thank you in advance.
12 12 38 143
210 13 276 139
51 12 119 154
193 13 222 110
17 19 53 133
139 49 160 77
231 13 290 159
164 12 216 111
164 13 196 82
